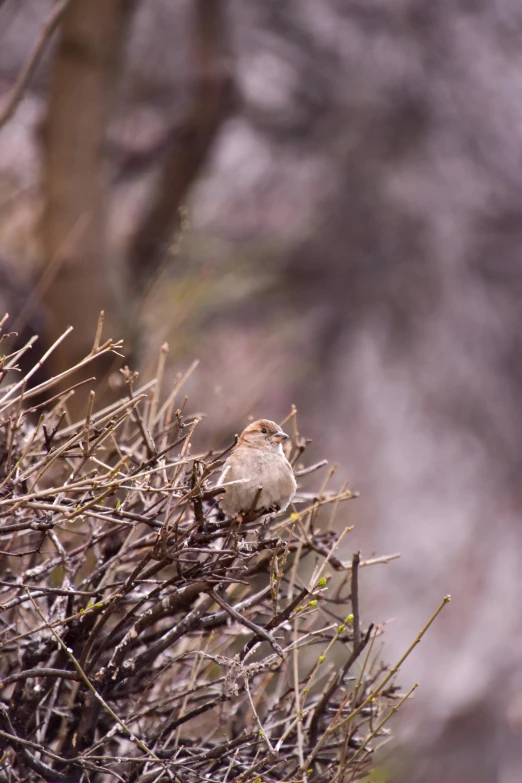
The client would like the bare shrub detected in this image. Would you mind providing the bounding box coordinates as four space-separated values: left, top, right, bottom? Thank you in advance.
0 316 447 782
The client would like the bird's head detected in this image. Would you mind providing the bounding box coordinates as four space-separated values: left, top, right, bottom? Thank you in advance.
238 419 289 451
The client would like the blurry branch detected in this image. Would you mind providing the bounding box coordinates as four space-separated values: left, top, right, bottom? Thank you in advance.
294 459 329 477
351 550 361 647
128 0 235 295
10 214 90 337
0 0 73 131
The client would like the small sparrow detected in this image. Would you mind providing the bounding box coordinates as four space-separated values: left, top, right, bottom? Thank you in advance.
218 419 297 517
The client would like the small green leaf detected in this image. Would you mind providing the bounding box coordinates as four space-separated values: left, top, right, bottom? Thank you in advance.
308 599 318 607
317 577 327 587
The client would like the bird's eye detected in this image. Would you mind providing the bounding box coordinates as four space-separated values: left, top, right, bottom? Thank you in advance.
261 427 268 434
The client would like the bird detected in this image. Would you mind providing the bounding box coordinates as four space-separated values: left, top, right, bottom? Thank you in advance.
217 419 297 518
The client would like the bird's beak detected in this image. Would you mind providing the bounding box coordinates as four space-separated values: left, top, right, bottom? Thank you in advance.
273 430 288 443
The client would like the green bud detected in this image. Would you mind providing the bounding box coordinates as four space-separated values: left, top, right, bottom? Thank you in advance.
317 577 327 587
318 655 326 664
345 614 354 623
308 599 318 607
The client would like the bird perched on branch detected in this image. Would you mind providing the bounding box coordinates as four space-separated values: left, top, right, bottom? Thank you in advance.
218 419 297 518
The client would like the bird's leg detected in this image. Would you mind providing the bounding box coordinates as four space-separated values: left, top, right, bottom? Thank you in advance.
258 516 271 542
258 511 278 541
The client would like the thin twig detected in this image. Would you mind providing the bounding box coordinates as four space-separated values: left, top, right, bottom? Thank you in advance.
211 589 285 658
26 590 166 765
351 551 361 649
0 0 73 131
303 596 451 771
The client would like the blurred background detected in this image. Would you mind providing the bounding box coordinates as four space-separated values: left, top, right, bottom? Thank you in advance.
1 1 522 780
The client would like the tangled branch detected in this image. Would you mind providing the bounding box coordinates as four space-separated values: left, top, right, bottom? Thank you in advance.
0 316 448 782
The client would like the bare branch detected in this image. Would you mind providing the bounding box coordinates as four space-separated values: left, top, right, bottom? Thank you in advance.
0 0 73 131
0 324 445 782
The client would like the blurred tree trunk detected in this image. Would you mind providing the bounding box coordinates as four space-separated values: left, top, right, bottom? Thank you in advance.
38 0 233 412
128 0 234 297
40 0 135 410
